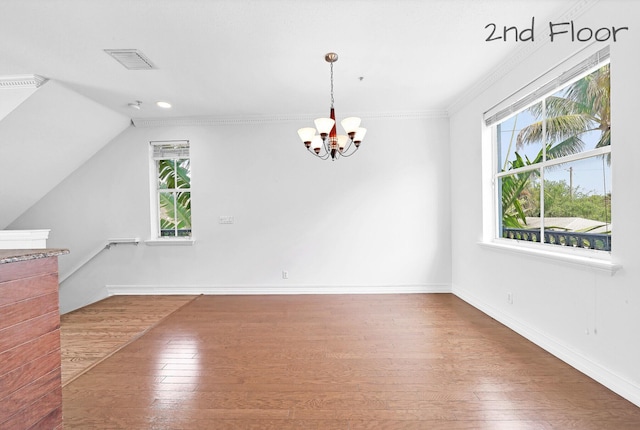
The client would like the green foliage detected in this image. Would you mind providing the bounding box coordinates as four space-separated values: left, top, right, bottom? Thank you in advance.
516 64 611 157
158 159 191 189
501 150 542 228
526 180 611 224
158 159 191 236
500 64 611 229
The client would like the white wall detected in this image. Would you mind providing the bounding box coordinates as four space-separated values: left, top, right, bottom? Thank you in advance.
10 114 451 313
450 1 640 406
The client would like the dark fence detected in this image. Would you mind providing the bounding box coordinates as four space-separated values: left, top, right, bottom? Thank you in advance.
160 229 192 237
502 228 611 251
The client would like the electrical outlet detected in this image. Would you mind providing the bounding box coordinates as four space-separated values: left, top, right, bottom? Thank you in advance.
282 271 288 279
507 292 513 304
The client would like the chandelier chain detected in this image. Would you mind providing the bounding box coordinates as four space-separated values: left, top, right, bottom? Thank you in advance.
330 61 334 108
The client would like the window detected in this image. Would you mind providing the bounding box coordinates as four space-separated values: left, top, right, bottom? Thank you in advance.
487 47 611 253
150 140 192 239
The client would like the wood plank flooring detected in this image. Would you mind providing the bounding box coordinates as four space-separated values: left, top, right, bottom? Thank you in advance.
61 294 640 429
60 295 195 385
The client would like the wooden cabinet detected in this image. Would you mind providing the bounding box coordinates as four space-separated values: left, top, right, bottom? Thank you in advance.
0 250 68 430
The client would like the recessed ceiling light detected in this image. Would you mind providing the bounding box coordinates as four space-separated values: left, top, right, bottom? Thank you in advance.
156 101 172 109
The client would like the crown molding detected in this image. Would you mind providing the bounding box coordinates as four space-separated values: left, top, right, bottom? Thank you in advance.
446 0 600 115
131 110 449 128
0 74 48 89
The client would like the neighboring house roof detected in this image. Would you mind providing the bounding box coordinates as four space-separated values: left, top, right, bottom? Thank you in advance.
525 217 611 233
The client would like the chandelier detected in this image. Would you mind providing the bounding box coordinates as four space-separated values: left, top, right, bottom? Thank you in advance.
297 53 366 160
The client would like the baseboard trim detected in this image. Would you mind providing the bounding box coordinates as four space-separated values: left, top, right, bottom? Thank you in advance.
105 283 451 296
452 284 640 408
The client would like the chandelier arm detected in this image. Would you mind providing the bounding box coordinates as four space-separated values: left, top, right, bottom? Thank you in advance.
312 148 330 160
322 137 332 155
341 138 354 154
338 138 360 157
339 146 359 157
307 145 331 160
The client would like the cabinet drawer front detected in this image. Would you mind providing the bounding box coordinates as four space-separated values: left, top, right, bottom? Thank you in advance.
0 348 61 400
0 311 59 353
0 368 61 423
0 292 59 331
0 273 58 308
0 387 62 430
0 257 57 283
0 331 60 377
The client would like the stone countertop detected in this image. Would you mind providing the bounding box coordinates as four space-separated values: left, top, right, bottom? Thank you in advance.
0 249 69 264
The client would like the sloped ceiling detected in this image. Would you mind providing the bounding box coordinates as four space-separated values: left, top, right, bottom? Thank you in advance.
0 86 38 122
0 81 129 228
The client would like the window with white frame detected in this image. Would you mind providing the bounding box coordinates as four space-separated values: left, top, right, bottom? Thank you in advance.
486 46 611 252
150 140 192 239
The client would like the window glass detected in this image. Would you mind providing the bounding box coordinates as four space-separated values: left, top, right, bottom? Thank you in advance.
494 63 611 252
497 102 543 172
544 65 610 159
542 157 611 250
500 171 541 242
152 142 192 238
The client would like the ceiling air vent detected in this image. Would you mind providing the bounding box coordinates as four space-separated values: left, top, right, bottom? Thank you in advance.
104 49 156 70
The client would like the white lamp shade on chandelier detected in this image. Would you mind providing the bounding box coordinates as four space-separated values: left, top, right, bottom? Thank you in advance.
297 53 366 160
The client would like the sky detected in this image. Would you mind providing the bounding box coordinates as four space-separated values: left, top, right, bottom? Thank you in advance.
497 108 611 196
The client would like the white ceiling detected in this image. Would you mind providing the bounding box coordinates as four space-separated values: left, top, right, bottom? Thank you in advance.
0 0 577 121
0 81 130 228
0 87 38 122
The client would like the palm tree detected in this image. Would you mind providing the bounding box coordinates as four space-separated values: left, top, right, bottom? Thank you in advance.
501 64 610 229
158 158 191 236
516 64 610 158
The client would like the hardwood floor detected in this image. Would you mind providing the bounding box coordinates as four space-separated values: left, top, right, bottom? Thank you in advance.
61 294 640 429
60 295 196 385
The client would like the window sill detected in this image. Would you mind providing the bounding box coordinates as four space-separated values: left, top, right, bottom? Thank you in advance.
478 240 621 275
145 238 195 246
